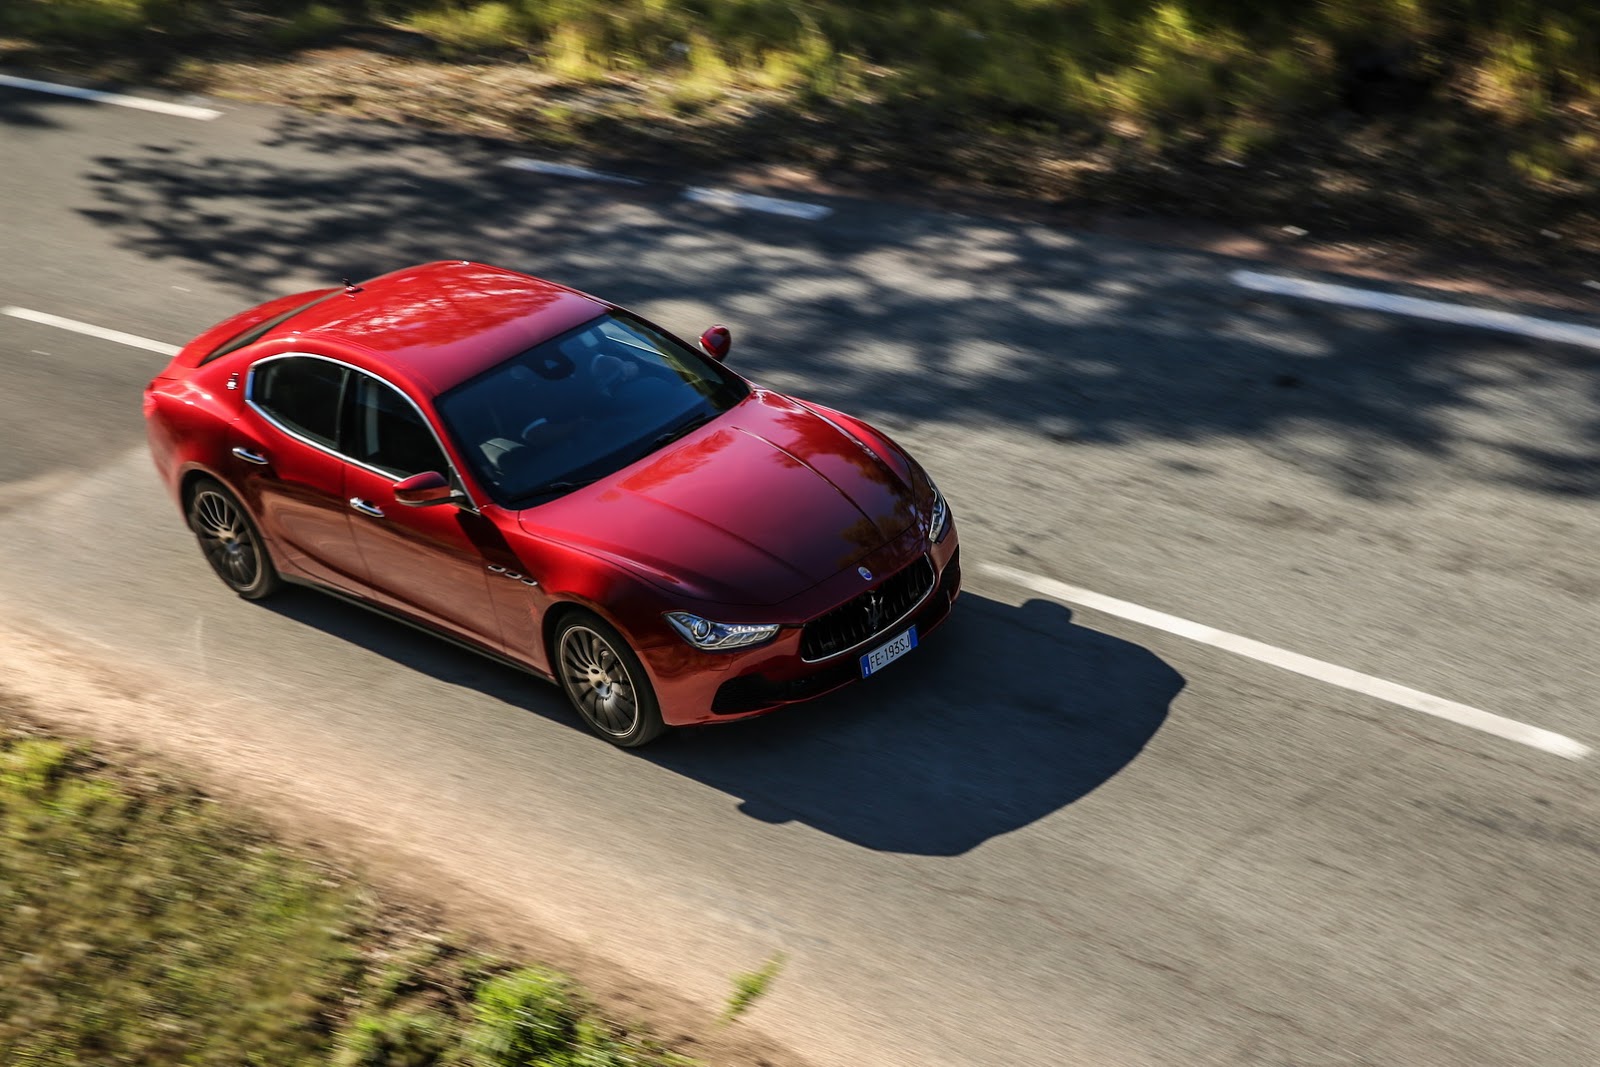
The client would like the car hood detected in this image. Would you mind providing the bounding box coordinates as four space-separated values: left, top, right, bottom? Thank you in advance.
518 391 922 605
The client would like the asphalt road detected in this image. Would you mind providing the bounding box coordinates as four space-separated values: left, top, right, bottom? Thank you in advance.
3 81 1599 1067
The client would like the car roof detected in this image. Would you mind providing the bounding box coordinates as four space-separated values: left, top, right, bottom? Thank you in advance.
265 261 611 395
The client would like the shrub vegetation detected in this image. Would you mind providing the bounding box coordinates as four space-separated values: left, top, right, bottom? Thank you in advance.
1 0 1595 263
4 0 1594 142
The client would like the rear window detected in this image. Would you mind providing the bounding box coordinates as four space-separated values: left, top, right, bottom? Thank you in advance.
199 291 340 366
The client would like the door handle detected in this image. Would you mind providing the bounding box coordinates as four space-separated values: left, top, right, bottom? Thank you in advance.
349 497 384 518
231 446 269 465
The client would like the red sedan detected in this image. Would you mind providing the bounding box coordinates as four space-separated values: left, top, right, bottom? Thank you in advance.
144 261 960 745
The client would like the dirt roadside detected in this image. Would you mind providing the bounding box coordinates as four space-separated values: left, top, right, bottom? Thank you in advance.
0 614 817 1067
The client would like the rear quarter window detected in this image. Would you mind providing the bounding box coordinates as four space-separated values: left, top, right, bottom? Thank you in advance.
249 357 347 448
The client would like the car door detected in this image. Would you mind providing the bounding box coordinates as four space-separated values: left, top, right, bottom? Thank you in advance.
339 370 506 651
230 355 367 591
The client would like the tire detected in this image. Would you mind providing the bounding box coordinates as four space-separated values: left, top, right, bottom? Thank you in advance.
553 611 666 747
187 478 282 600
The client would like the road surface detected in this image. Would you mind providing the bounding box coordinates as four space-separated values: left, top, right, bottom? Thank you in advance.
2 77 1598 1067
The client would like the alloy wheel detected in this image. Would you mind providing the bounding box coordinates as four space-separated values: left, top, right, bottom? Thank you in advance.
192 489 261 590
559 625 640 737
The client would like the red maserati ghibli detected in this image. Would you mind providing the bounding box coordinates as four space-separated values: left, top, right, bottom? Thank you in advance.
144 261 960 745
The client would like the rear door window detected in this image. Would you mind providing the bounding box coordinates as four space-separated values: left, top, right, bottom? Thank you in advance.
249 357 347 448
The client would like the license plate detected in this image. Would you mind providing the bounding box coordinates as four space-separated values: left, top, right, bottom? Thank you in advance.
860 626 918 678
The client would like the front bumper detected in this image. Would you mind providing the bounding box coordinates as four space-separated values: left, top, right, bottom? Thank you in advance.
640 525 962 726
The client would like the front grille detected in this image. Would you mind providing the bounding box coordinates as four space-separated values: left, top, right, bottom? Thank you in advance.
800 556 935 660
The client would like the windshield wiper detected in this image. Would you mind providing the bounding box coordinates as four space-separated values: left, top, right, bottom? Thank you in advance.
516 414 718 504
514 477 598 503
648 412 715 452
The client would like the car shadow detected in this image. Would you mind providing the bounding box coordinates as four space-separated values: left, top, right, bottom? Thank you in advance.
261 586 1181 856
647 593 1181 854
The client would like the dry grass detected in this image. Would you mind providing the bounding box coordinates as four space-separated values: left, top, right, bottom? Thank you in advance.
0 712 690 1066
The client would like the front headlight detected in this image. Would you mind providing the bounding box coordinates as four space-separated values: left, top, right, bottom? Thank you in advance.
665 612 780 651
927 483 950 543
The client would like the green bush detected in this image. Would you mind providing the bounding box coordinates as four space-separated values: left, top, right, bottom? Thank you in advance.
468 968 581 1064
336 1009 452 1067
271 3 347 48
403 2 531 56
0 0 146 44
467 967 642 1067
722 953 785 1024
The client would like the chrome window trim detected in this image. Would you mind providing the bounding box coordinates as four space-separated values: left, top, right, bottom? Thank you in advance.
798 554 937 663
244 352 480 513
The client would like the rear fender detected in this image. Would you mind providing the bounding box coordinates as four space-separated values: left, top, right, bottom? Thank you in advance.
145 374 238 509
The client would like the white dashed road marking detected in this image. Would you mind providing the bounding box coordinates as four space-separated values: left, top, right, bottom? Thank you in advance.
984 562 1591 760
683 186 834 221
0 73 221 120
2 307 180 357
501 158 645 185
500 161 836 223
1233 269 1600 352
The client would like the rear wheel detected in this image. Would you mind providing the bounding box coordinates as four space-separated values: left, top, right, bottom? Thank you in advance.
554 612 666 747
188 479 281 600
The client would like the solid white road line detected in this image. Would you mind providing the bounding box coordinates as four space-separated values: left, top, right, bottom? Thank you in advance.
1233 269 1600 352
0 73 221 120
683 186 833 221
983 562 1591 760
501 158 645 185
2 307 181 357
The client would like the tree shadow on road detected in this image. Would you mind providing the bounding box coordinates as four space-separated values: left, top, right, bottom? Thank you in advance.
259 586 1179 856
75 109 1600 503
0 79 89 128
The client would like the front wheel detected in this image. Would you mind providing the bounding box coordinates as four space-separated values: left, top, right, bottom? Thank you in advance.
187 479 281 600
554 612 666 747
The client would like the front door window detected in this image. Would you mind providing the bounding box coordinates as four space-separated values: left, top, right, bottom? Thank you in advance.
348 373 450 479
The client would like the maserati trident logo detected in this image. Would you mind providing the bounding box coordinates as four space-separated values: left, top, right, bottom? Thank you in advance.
865 590 883 632
858 566 873 581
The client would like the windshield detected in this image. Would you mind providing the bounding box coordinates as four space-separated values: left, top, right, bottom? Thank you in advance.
436 312 749 507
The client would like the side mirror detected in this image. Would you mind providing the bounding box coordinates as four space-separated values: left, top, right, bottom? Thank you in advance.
394 470 460 508
699 324 731 361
